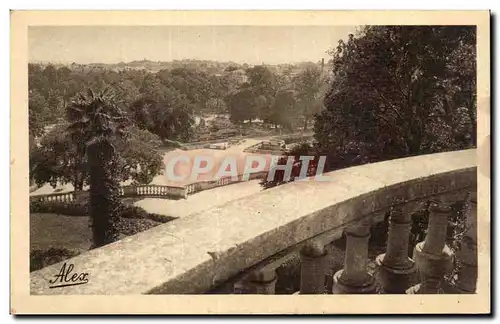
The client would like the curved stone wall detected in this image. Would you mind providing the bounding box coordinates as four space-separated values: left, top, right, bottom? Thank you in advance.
30 149 476 295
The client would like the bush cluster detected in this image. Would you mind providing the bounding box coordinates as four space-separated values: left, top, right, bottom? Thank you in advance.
117 217 161 236
280 134 312 144
30 247 80 272
119 205 176 223
30 199 89 216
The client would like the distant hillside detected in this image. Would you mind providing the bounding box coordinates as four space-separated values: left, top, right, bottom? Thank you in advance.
31 59 326 75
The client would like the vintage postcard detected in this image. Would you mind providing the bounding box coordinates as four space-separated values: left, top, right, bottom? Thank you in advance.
10 10 490 314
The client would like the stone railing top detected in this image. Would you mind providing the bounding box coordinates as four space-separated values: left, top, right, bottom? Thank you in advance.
30 149 477 295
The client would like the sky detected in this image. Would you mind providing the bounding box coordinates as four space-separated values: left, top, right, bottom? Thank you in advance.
29 25 359 65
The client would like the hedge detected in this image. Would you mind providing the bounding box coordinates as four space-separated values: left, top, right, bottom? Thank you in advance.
30 199 89 216
30 199 177 224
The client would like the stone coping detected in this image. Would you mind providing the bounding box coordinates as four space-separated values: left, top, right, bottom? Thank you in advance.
30 149 477 295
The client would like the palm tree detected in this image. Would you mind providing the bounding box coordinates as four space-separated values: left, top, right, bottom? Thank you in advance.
66 88 128 248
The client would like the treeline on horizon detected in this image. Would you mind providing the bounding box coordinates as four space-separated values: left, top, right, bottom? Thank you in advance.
29 58 328 142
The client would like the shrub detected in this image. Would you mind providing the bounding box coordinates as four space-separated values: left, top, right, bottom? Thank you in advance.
30 248 80 272
280 134 312 144
146 212 177 223
118 218 160 236
118 205 177 223
119 205 149 219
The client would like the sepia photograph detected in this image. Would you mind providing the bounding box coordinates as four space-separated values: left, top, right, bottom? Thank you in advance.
10 10 490 314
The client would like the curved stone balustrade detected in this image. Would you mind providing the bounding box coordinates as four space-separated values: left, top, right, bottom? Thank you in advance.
31 171 269 204
30 184 189 202
30 191 76 203
30 149 476 295
183 171 268 196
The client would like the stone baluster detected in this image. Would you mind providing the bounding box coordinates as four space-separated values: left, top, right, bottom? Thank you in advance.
454 192 478 293
247 268 277 294
333 220 376 294
376 207 417 293
407 202 454 294
299 240 328 294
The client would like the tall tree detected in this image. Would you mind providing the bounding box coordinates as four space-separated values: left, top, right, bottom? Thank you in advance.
226 87 258 123
30 124 88 191
246 65 276 96
28 89 49 138
159 67 214 113
268 90 297 130
66 88 128 248
130 87 195 143
293 66 325 130
114 125 164 185
316 26 476 169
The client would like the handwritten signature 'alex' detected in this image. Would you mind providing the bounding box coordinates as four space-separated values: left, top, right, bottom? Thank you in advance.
48 262 89 289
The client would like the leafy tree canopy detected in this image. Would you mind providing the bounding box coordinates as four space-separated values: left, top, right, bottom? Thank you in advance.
315 26 476 170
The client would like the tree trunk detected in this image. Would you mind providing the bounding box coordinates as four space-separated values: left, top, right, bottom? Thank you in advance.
87 141 121 248
466 100 477 146
73 165 84 191
406 116 424 156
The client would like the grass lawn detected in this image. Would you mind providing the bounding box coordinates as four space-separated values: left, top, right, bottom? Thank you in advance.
30 212 167 272
30 213 93 253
